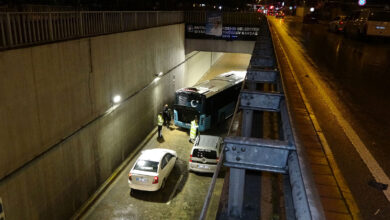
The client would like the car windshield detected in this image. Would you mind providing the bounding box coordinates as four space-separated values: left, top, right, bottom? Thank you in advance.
134 160 158 172
368 11 390 22
193 149 217 159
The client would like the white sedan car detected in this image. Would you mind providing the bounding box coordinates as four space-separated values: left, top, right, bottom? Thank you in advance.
128 148 177 192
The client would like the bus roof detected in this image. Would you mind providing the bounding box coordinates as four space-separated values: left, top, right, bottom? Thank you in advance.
177 71 246 98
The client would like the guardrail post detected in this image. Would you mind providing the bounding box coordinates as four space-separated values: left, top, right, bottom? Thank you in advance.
48 13 53 40
102 12 106 33
156 11 159 26
79 12 84 36
135 12 137 29
6 13 13 46
147 12 149 27
228 168 245 217
120 12 124 32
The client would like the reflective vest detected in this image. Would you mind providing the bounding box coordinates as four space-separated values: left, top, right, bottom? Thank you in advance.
190 120 198 139
158 115 164 126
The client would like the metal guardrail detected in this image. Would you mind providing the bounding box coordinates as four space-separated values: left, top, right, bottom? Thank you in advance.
0 11 184 50
200 17 325 220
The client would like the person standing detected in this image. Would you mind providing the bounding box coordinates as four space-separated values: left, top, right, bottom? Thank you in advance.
163 104 171 128
157 112 164 138
189 116 199 143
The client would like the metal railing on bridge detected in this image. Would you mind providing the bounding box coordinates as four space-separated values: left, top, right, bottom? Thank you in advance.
200 17 325 220
0 11 184 50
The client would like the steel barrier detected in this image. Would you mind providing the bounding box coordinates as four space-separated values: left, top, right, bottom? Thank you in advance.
0 11 184 50
200 17 325 220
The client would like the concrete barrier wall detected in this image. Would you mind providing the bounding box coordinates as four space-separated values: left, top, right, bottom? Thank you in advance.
0 23 221 219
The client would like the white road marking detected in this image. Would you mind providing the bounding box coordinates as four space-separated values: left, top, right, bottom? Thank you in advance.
271 19 390 202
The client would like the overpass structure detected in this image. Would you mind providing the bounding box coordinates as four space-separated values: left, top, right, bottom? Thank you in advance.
0 10 351 220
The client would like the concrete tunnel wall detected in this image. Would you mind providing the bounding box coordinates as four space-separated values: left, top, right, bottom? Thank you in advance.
0 23 223 219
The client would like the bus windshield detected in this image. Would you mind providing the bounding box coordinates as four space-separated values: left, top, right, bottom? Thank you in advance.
176 92 204 112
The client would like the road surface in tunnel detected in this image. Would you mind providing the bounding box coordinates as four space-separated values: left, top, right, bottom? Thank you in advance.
78 53 251 220
270 16 390 219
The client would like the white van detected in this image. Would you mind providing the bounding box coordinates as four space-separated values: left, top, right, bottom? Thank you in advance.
188 135 222 173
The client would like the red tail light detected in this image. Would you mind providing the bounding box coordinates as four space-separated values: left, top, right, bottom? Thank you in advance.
152 176 159 184
189 154 192 162
128 173 132 181
339 21 344 25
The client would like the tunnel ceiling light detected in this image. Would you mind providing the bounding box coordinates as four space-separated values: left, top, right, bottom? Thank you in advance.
113 95 122 103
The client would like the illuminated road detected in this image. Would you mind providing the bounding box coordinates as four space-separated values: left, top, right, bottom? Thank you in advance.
77 53 250 220
270 17 390 219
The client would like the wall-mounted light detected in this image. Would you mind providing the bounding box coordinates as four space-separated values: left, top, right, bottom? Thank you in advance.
113 95 121 103
155 72 163 77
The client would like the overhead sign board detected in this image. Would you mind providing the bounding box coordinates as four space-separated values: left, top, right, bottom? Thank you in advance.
358 0 366 6
186 24 259 40
205 12 223 37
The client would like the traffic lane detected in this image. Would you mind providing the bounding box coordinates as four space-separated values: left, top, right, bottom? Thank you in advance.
281 16 390 179
270 17 390 219
81 125 227 220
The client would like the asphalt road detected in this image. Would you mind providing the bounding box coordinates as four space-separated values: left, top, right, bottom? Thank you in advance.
270 16 390 219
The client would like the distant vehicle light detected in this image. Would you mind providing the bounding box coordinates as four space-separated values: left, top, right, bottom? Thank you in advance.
310 7 315 12
218 6 222 10
270 5 274 9
339 21 344 25
289 6 293 10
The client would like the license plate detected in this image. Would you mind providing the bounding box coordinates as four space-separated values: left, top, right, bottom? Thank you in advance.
376 26 386 30
198 165 209 169
136 177 147 182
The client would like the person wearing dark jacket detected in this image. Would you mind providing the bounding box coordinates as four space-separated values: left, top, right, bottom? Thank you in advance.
163 104 171 128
